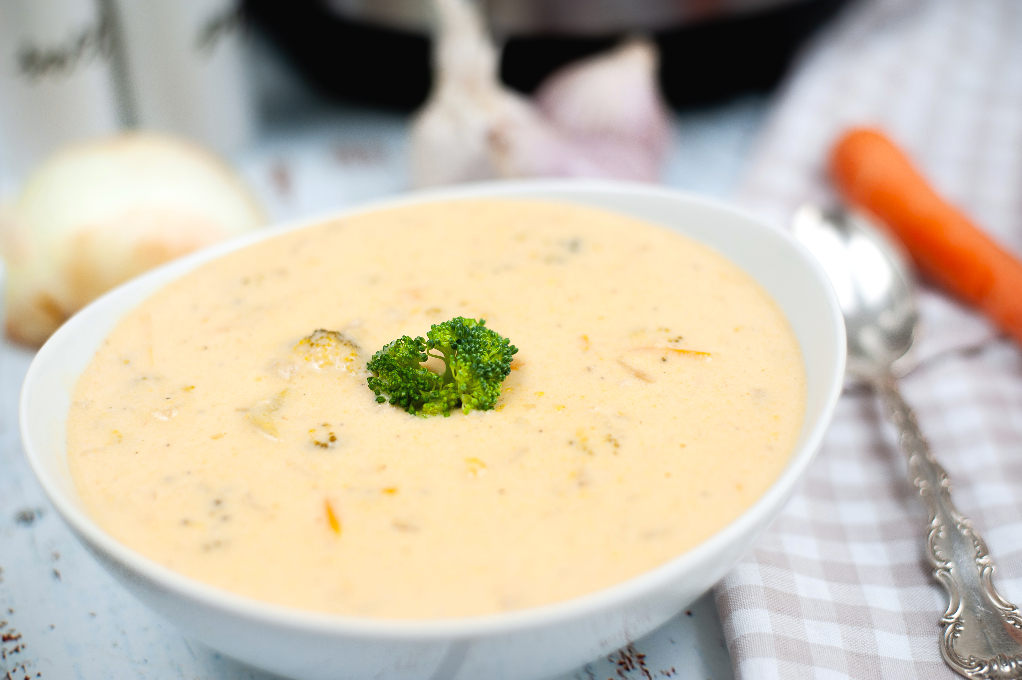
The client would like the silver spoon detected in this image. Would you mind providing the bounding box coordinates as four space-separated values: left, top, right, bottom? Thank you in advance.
792 205 1022 679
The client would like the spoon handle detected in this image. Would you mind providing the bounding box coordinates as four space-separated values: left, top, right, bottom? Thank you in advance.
874 375 1022 679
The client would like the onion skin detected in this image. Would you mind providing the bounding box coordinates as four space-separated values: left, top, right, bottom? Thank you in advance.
0 133 266 347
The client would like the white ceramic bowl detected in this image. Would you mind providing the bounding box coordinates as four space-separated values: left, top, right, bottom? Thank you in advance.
21 180 845 680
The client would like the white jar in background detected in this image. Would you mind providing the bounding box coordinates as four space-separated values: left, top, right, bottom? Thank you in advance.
112 0 255 156
0 0 123 186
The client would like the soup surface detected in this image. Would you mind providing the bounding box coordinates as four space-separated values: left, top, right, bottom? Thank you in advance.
67 199 806 618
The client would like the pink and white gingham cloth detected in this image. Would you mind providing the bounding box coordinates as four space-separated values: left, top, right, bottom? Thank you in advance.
712 0 1022 677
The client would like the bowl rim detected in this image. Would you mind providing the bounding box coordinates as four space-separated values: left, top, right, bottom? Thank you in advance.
20 178 846 639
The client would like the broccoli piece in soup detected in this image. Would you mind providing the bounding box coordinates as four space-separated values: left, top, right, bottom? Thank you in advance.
293 329 359 371
367 317 517 417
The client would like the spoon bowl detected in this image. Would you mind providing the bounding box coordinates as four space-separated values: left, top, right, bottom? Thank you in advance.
792 205 917 377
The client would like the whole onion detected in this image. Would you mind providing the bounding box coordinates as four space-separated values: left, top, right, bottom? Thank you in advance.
0 133 265 346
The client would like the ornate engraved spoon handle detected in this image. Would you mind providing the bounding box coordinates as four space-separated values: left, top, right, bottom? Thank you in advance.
874 374 1022 679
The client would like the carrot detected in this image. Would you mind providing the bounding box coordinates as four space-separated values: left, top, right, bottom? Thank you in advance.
830 127 1022 346
324 499 342 535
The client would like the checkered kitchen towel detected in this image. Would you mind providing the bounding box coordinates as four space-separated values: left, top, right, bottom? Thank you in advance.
712 0 1022 677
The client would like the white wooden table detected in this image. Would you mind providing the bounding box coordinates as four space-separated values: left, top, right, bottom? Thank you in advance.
0 96 766 680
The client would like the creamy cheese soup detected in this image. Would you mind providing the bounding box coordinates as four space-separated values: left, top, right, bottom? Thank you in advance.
67 200 806 618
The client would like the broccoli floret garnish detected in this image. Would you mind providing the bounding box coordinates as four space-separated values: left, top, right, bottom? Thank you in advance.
425 317 518 413
367 317 518 417
366 335 459 416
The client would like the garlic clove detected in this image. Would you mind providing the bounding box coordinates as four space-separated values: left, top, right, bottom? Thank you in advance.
491 39 673 183
488 117 668 181
534 38 672 158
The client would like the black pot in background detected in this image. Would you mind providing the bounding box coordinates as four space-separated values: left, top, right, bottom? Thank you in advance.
245 0 851 112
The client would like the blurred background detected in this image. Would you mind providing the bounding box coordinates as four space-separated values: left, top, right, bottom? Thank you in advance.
0 0 861 347
0 0 850 202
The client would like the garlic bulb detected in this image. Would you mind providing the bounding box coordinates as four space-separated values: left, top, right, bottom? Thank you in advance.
410 0 672 187
409 0 534 187
0 133 266 346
